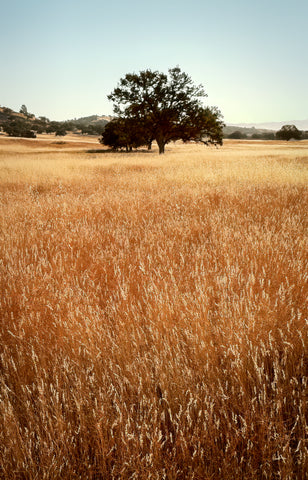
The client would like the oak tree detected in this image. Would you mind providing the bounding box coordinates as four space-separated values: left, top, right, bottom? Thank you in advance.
107 67 224 154
276 125 302 141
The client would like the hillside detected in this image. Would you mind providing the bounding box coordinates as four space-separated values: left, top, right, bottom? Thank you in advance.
68 114 114 126
0 106 28 124
223 124 275 138
0 107 112 127
0 106 111 136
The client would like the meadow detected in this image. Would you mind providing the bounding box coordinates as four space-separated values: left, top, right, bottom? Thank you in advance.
0 135 307 479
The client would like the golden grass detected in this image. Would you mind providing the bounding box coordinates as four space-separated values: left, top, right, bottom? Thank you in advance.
0 136 307 479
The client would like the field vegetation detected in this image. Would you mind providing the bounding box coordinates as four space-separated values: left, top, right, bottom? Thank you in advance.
0 136 307 479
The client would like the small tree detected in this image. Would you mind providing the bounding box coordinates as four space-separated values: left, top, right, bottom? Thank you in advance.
19 104 35 119
55 127 67 137
276 125 302 141
19 104 28 116
108 67 224 154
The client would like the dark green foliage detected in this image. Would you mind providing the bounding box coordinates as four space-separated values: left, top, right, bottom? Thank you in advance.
276 125 302 141
70 116 109 135
100 121 120 149
228 130 247 139
301 130 308 139
100 118 148 151
45 121 61 134
1 106 110 137
31 119 47 134
46 121 69 134
19 104 28 116
55 127 67 137
79 123 106 135
178 105 224 146
2 118 36 138
108 67 224 153
223 125 278 140
19 104 34 119
38 116 50 123
251 132 275 140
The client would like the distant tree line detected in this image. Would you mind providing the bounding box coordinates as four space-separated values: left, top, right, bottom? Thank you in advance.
1 103 307 145
226 130 276 140
225 124 308 141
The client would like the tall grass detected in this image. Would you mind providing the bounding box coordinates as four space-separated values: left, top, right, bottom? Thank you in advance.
0 138 307 479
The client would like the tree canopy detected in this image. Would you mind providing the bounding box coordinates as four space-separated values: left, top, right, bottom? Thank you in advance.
19 104 28 116
107 67 224 153
2 118 36 138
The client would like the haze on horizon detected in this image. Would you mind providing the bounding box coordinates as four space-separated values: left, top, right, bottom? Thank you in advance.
1 0 307 124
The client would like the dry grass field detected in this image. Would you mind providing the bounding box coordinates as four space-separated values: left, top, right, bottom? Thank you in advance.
0 135 307 479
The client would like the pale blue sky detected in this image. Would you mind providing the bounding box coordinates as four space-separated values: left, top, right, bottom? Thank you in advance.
1 0 307 123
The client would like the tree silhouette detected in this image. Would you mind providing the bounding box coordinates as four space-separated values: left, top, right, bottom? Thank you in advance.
276 125 302 141
108 67 224 154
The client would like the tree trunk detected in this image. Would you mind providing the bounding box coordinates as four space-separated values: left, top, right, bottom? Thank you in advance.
159 143 165 154
157 137 165 154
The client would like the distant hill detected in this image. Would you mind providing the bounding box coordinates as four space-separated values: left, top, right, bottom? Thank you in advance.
0 106 113 136
0 107 113 127
0 106 29 124
223 124 275 137
69 114 114 126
